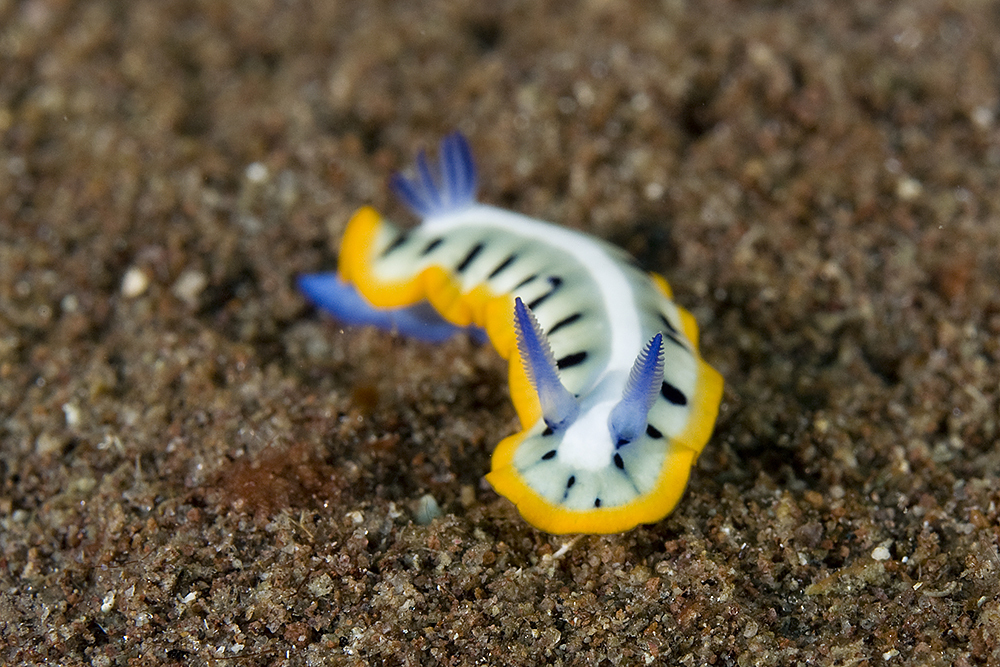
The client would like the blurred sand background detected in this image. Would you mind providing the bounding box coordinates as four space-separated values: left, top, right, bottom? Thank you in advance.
2 1 999 665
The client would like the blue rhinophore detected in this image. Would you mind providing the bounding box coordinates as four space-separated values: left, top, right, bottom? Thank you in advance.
608 333 665 445
298 273 481 343
390 132 478 218
512 297 579 430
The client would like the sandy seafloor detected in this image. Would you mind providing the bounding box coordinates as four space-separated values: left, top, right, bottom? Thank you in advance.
2 1 1000 665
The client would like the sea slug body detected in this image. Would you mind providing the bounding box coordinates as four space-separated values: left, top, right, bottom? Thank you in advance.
299 133 723 534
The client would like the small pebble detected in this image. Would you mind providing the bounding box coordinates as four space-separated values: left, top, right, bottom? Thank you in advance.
121 267 150 298
871 546 891 561
62 402 81 428
414 494 441 525
896 177 922 201
35 433 64 456
245 161 269 183
172 269 208 306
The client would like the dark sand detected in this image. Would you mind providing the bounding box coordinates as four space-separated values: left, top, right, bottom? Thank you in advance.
2 1 999 665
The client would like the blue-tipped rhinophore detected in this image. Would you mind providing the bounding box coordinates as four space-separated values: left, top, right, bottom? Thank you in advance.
390 132 478 217
608 333 665 445
512 297 579 430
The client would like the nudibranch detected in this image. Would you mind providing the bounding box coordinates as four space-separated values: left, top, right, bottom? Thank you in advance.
299 133 723 534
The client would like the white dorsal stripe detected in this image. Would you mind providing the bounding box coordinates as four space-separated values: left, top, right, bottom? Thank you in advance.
425 204 642 383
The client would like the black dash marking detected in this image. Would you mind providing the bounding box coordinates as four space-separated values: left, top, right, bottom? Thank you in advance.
514 273 538 289
488 253 517 279
594 498 602 508
455 242 484 273
556 351 587 369
660 381 688 406
527 294 549 310
547 312 582 335
614 453 625 469
659 314 688 349
527 276 563 310
542 449 556 460
658 313 679 333
665 332 687 350
381 232 409 256
527 292 551 310
421 238 443 255
646 424 663 439
566 475 576 489
616 438 628 448
542 426 554 436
